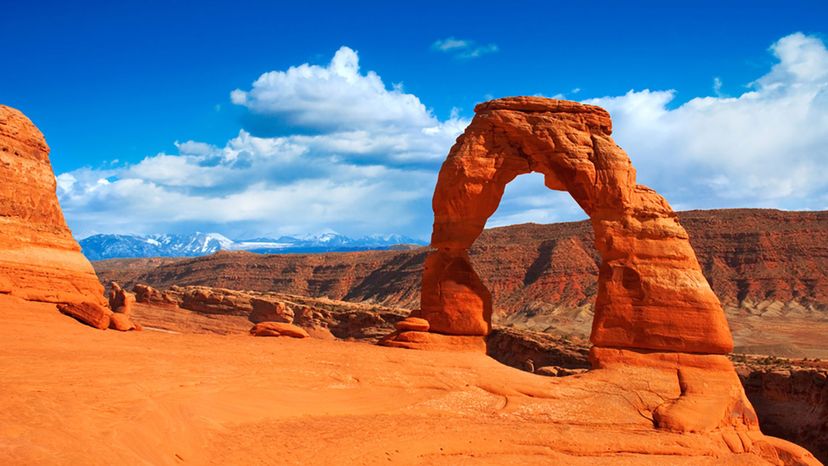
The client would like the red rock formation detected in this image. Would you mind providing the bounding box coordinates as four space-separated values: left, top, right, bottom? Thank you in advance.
133 283 182 306
249 297 294 323
57 302 111 330
0 105 106 308
400 97 732 355
108 282 135 314
250 322 309 338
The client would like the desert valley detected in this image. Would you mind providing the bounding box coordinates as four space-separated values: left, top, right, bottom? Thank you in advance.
3 4 828 463
2 94 826 466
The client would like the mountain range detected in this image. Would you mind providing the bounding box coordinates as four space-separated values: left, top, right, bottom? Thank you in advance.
79 232 424 260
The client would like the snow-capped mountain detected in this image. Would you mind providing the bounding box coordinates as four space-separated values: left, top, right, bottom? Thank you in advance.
79 232 425 260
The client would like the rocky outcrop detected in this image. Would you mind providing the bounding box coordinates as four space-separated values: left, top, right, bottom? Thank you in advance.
133 283 182 306
485 327 591 373
738 361 828 463
385 97 731 353
0 105 106 308
108 282 135 314
58 302 111 330
180 286 252 315
250 297 294 323
132 283 408 341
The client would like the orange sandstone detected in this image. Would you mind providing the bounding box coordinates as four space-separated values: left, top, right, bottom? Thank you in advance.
0 105 106 309
250 321 310 338
408 97 732 354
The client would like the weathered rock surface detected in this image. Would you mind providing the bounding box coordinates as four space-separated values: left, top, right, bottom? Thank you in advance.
250 321 309 338
0 105 106 308
133 283 181 306
3 294 821 465
108 282 135 314
108 312 138 331
738 359 828 464
125 284 822 463
180 286 252 315
132 283 408 341
249 297 294 323
57 302 111 330
395 317 430 332
485 327 591 373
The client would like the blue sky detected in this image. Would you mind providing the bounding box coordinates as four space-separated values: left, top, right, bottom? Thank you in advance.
1 1 827 239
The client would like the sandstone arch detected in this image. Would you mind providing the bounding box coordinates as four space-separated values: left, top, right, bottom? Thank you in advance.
389 97 733 355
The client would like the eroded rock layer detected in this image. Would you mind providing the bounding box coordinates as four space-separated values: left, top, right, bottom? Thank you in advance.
0 105 105 307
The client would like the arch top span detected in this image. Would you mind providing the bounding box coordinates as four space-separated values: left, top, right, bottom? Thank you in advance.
392 97 734 355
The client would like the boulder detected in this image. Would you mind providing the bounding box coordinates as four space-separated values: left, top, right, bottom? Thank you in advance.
58 302 111 330
108 282 135 314
109 312 138 331
249 297 294 323
250 322 309 338
395 317 430 332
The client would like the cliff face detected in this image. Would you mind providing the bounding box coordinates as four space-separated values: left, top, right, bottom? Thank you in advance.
0 106 106 307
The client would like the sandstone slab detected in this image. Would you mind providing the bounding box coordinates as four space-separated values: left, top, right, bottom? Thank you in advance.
57 302 111 330
250 322 309 338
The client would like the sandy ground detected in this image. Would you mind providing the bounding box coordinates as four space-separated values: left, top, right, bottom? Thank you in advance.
0 294 808 465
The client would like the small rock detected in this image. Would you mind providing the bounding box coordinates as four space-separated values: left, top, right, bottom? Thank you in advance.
535 366 559 377
58 302 112 330
109 313 137 331
250 322 309 338
395 317 430 332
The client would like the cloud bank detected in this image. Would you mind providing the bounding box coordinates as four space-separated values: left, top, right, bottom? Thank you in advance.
57 33 828 240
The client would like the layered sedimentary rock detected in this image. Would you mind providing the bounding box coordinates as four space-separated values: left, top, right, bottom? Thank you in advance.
249 321 309 338
94 208 828 331
0 105 106 307
378 98 823 464
132 284 408 340
386 97 732 354
108 282 135 314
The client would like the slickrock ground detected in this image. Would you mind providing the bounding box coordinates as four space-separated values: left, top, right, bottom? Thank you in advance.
95 209 828 357
0 294 817 466
51 281 825 464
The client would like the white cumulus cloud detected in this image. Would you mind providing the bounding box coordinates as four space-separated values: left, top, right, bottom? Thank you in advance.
58 47 468 239
231 46 438 131
581 32 828 210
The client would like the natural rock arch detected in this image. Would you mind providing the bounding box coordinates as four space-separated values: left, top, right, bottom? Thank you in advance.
387 97 733 355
